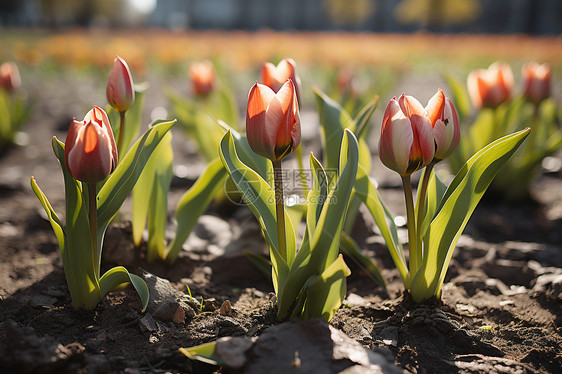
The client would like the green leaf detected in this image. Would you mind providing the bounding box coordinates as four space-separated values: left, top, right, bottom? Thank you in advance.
444 74 471 122
353 95 378 140
168 88 234 163
354 165 408 286
97 119 175 235
243 251 272 281
51 138 100 309
0 90 12 144
306 154 329 240
276 130 359 320
30 176 65 251
309 129 358 273
166 158 228 262
219 130 292 292
340 232 385 288
108 84 147 160
415 167 447 240
314 87 354 170
300 254 351 321
132 131 174 261
411 128 530 302
99 266 149 312
179 341 222 366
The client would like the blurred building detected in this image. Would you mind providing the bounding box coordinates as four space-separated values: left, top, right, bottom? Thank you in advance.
1 0 561 34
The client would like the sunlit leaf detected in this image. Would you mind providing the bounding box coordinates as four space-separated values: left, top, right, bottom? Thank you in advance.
97 120 175 235
99 266 149 312
411 128 530 302
166 158 228 262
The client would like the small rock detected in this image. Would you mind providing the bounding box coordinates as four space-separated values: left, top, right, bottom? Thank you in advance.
139 313 159 332
141 271 186 322
244 319 401 374
215 336 255 369
345 293 368 306
194 215 232 244
173 306 186 324
219 300 233 316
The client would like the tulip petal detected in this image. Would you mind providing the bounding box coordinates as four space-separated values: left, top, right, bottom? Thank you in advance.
425 89 445 127
379 99 413 175
398 94 427 119
246 83 278 159
467 70 484 109
433 98 460 159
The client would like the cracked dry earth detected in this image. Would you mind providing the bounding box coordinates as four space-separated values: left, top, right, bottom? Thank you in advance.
0 74 561 373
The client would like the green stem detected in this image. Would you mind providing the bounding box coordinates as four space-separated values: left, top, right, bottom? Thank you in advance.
117 110 126 156
273 159 287 261
415 162 435 261
401 175 418 276
87 183 99 279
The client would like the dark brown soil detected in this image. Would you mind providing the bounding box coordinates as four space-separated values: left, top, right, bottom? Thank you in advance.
1 72 561 374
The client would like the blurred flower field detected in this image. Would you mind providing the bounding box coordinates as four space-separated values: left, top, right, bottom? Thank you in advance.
3 29 562 78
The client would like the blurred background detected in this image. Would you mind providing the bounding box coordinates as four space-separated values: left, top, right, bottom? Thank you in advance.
1 0 560 33
0 0 560 172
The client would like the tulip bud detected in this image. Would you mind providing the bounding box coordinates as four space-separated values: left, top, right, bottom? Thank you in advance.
106 56 135 112
378 95 434 176
261 58 301 104
522 61 550 105
246 80 301 161
425 89 460 160
467 62 513 109
65 106 118 183
0 61 21 92
189 60 215 97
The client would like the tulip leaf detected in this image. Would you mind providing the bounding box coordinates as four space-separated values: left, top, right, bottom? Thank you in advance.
444 74 471 122
314 87 354 171
219 130 292 291
108 84 147 160
300 254 351 321
179 341 222 366
340 232 385 288
354 165 409 286
353 95 378 140
309 129 358 274
51 137 101 309
166 158 228 263
306 153 329 240
411 128 530 302
30 176 65 251
243 251 273 281
415 167 447 241
168 87 236 163
97 119 175 235
132 131 174 261
99 266 149 312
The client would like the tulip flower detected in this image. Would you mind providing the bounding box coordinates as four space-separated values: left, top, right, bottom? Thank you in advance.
106 56 135 154
378 95 434 176
246 80 301 162
106 56 135 113
522 61 550 105
425 89 460 161
261 58 301 104
0 61 21 92
467 62 513 109
65 106 118 183
379 94 434 274
189 60 215 97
